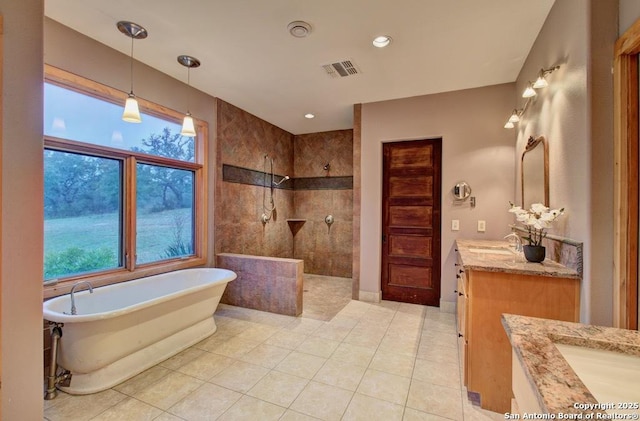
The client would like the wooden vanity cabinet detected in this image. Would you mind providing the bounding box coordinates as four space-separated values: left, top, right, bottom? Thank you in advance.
455 258 468 386
456 253 580 414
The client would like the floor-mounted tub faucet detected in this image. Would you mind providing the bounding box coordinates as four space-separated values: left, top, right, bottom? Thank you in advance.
70 281 93 315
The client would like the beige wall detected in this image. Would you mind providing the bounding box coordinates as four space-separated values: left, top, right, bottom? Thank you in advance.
359 83 516 306
0 0 45 418
514 0 617 325
620 0 640 35
44 18 219 264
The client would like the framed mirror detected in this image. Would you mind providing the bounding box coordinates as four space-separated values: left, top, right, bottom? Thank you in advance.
521 135 549 208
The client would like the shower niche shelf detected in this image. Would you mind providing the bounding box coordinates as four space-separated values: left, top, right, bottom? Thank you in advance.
286 219 306 236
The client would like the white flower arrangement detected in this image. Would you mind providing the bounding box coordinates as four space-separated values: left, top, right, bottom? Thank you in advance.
508 202 564 246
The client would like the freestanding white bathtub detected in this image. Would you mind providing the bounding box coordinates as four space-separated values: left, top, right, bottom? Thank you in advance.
43 268 236 395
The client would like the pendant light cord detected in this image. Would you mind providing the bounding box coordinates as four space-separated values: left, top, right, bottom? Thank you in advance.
129 36 135 95
186 66 191 113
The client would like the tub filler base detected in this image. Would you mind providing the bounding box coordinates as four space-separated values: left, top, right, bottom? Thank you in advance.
59 317 216 395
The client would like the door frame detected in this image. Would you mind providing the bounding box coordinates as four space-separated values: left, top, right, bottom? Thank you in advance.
614 18 640 329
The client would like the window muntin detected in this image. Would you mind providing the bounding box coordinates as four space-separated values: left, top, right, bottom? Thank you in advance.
44 150 123 280
44 82 195 163
43 68 205 289
136 163 195 265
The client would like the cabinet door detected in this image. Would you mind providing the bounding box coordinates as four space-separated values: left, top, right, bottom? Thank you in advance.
456 268 468 386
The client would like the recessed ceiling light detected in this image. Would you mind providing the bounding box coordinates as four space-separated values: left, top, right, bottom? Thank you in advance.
304 113 315 119
372 35 392 48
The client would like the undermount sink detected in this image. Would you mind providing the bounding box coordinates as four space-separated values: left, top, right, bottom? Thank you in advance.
554 342 640 415
467 247 514 255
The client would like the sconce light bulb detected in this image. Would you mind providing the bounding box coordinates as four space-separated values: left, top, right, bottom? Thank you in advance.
522 83 537 98
504 121 515 129
533 75 548 89
508 110 520 123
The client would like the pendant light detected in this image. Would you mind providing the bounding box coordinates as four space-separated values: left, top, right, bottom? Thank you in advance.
117 21 148 123
177 55 201 137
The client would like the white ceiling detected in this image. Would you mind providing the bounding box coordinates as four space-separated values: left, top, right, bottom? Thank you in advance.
45 0 555 135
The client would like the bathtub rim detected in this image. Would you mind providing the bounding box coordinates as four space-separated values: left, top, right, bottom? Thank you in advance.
43 267 236 323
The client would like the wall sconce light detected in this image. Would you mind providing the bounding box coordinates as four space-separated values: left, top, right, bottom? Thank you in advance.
177 55 201 137
522 82 537 98
504 65 560 129
117 21 148 123
533 66 560 89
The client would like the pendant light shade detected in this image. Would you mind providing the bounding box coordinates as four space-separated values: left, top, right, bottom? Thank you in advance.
123 93 142 123
178 55 201 138
181 113 196 137
117 21 148 123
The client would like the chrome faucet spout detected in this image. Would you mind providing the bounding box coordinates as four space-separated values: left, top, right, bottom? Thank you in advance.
70 281 93 315
503 232 522 252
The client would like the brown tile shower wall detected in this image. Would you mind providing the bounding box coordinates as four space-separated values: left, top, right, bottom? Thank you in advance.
293 130 354 277
215 99 295 258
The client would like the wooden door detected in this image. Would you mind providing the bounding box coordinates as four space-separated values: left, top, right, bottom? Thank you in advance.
381 139 441 306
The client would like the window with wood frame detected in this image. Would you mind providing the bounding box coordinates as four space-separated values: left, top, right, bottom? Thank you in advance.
43 66 207 297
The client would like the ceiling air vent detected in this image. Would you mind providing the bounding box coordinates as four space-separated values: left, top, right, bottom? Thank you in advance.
322 60 361 79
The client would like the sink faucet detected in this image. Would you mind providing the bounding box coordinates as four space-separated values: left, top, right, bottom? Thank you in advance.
503 232 522 252
70 281 93 315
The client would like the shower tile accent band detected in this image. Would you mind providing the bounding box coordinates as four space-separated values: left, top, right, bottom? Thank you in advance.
222 164 353 190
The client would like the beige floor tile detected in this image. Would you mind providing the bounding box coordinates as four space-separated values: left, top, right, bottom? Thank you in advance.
415 344 459 366
168 382 242 421
234 324 281 343
209 360 270 393
342 392 404 421
280 409 323 420
217 395 286 421
422 317 456 333
342 325 387 348
463 400 505 421
44 389 126 421
193 332 235 352
283 317 325 335
412 358 460 389
419 331 458 350
356 368 411 405
290 381 354 421
264 329 309 349
402 407 452 420
113 365 172 396
312 323 353 341
378 335 421 356
210 335 261 358
133 371 204 410
296 335 341 358
330 343 376 367
406 379 462 420
247 370 309 407
369 350 416 378
213 318 253 336
275 351 327 379
159 346 206 370
153 413 185 421
177 351 234 381
313 358 367 391
239 343 292 368
90 397 162 421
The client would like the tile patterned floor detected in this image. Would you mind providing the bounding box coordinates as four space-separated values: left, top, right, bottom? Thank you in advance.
44 277 504 421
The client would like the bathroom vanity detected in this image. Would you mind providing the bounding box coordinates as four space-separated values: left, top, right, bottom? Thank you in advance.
455 239 580 413
503 314 640 417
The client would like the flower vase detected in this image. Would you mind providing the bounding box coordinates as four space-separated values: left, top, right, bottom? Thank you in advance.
523 245 545 263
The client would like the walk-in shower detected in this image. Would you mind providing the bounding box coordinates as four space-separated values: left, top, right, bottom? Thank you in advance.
261 155 289 223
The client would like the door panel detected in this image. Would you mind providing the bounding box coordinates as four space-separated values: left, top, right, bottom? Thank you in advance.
382 139 441 306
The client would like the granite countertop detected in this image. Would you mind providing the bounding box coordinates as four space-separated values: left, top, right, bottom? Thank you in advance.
502 313 640 416
456 239 579 279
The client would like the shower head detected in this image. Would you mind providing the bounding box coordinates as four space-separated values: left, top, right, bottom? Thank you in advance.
273 175 290 186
